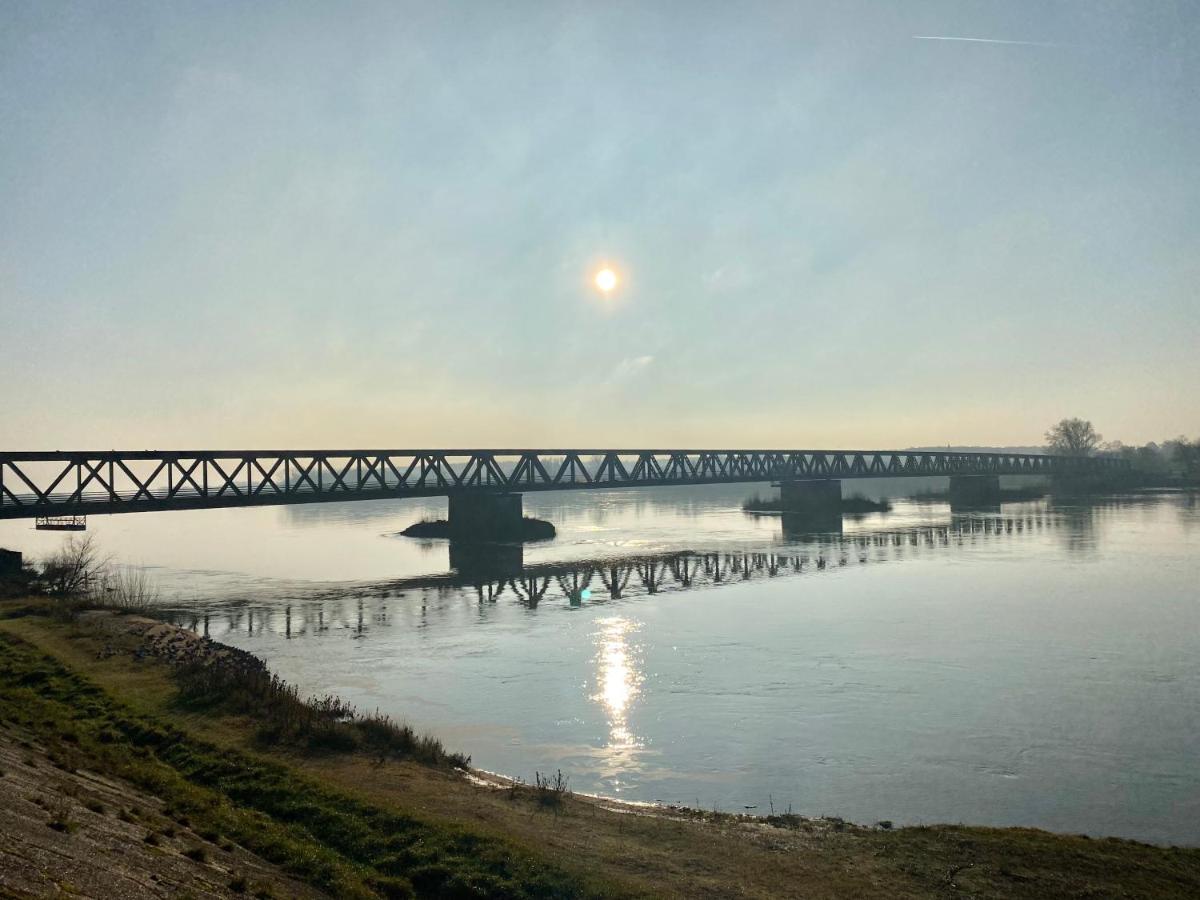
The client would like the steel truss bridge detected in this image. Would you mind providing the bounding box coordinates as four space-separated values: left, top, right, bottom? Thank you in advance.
0 449 1127 520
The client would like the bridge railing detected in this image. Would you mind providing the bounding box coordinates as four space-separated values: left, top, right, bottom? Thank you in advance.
0 449 1130 518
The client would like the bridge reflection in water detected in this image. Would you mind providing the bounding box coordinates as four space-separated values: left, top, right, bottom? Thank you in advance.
159 507 1073 781
451 511 1060 608
164 508 1065 640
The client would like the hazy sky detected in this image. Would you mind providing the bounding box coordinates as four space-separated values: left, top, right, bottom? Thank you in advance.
3 1 1197 450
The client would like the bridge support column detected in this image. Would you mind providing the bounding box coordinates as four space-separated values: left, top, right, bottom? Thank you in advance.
779 479 842 514
948 475 1000 506
448 493 524 541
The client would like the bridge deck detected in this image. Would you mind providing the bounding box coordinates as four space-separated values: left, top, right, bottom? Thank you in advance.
0 449 1127 519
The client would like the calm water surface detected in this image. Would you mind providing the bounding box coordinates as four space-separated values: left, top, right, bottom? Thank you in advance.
3 480 1197 844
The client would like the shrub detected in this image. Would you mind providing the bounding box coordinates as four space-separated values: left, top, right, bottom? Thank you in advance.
175 653 466 768
47 797 76 833
367 875 416 899
533 770 569 810
93 565 161 615
39 534 106 600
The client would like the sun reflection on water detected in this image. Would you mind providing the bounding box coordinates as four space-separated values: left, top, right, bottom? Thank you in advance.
591 616 645 765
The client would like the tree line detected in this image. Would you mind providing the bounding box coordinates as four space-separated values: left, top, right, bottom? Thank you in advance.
1045 417 1199 479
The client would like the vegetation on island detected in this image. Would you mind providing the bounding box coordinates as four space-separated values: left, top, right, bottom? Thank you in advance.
742 494 892 515
399 516 556 541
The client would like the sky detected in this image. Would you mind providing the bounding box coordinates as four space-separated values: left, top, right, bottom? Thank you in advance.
2 1 1197 451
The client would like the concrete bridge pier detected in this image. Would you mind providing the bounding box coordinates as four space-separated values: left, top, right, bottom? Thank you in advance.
448 492 523 541
779 479 842 514
948 475 1000 506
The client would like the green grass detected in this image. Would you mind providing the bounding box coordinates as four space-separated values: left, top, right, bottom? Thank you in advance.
0 630 603 899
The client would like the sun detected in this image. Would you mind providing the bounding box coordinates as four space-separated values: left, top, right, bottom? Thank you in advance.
594 267 619 294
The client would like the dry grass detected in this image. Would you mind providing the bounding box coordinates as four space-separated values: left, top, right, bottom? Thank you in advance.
171 637 468 767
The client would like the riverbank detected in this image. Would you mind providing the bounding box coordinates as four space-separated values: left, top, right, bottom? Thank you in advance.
1 598 1197 898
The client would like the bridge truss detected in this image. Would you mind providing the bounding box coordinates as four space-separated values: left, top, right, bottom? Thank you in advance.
0 449 1127 519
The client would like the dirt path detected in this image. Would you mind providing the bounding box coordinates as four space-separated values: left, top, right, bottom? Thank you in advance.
0 723 324 899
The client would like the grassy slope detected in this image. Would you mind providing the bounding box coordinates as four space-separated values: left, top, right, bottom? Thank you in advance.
1 605 1198 899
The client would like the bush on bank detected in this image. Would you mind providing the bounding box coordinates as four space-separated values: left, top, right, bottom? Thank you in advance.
174 650 469 768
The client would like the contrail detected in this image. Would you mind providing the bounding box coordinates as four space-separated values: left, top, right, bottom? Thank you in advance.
913 35 1060 47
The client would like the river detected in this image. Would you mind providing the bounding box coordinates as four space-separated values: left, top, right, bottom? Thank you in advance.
2 479 1197 845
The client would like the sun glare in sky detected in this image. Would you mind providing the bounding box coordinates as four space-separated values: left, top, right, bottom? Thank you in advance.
594 267 619 294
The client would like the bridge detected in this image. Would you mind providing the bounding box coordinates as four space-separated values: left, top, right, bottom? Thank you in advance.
0 448 1126 535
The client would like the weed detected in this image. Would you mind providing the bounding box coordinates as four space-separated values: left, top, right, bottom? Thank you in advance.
50 752 78 773
47 797 76 833
183 846 209 863
765 803 806 830
534 770 570 810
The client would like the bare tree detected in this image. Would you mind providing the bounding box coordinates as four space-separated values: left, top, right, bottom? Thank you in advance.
97 565 161 614
1045 418 1102 457
40 533 108 598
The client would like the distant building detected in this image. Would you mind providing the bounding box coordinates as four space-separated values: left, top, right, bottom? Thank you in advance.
0 547 22 576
